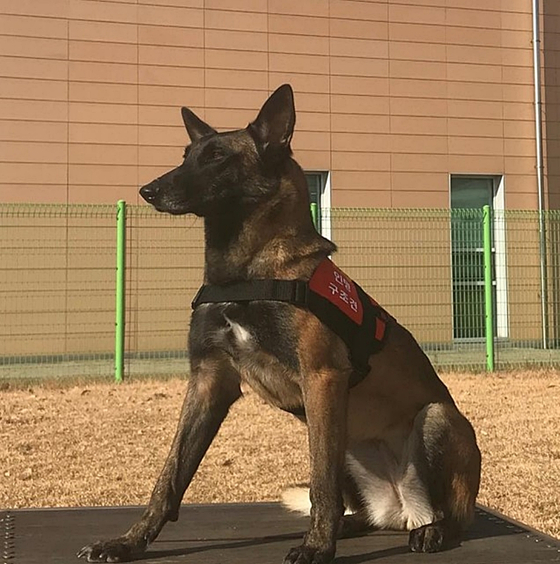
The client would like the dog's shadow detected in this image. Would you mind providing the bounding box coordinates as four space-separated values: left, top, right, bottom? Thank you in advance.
141 510 523 563
141 532 417 563
140 531 303 560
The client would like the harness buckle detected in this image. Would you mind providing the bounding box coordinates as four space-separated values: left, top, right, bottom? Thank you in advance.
292 280 309 306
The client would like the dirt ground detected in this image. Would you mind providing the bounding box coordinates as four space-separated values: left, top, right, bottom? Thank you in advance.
1 370 559 540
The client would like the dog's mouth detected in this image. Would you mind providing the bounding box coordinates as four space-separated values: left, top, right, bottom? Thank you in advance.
144 198 192 216
157 205 190 215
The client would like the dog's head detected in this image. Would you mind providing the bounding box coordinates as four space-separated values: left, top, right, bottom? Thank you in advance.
140 84 296 216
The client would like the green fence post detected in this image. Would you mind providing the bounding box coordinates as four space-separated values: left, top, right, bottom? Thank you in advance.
483 205 495 372
310 202 318 229
115 200 126 383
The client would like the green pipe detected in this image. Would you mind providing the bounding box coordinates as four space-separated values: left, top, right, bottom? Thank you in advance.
483 205 495 372
310 202 318 229
115 200 126 383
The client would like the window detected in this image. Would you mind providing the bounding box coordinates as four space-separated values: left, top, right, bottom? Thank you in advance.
305 172 330 238
450 175 507 340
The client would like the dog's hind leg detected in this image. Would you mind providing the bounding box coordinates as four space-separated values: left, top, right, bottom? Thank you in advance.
407 402 481 553
345 402 480 552
77 353 241 563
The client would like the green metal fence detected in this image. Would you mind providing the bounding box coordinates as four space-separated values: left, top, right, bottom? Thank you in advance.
1 203 560 382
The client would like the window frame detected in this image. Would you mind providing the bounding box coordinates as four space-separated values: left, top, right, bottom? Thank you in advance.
449 174 508 341
305 171 331 240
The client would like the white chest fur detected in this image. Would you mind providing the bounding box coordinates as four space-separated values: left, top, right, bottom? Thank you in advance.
223 315 253 347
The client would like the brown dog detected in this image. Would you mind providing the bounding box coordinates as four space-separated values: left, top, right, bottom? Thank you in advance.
78 84 481 563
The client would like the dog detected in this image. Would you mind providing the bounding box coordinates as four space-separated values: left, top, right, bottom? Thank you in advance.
78 84 481 563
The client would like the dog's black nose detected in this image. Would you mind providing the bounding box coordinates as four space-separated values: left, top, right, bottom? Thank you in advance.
140 182 159 203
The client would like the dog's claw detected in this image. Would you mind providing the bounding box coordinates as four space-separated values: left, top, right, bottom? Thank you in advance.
77 538 138 562
283 544 335 564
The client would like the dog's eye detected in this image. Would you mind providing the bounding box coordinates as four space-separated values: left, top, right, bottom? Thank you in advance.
201 147 225 164
209 149 224 161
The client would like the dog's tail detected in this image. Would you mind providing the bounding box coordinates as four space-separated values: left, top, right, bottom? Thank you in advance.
281 486 311 516
281 485 353 517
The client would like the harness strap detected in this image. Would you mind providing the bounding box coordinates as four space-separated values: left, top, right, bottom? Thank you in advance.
191 260 393 395
192 279 309 308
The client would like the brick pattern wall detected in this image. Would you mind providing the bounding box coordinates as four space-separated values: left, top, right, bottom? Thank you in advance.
0 0 554 209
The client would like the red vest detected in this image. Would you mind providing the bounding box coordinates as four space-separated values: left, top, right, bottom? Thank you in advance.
306 258 393 379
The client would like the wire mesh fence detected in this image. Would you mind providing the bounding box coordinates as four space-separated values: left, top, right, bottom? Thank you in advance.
327 208 560 371
123 205 204 378
1 203 559 382
0 204 116 379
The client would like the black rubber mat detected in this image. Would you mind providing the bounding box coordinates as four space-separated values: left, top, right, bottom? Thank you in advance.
2 503 560 563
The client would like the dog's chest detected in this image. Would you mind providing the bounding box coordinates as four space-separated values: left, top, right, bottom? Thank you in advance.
192 302 303 410
203 302 299 367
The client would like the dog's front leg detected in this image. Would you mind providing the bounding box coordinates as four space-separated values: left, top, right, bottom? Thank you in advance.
78 354 241 563
284 370 348 564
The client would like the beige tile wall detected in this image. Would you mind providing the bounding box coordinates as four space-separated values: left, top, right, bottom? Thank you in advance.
1 0 555 209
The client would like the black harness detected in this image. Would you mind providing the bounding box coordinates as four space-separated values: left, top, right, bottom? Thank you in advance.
191 259 393 390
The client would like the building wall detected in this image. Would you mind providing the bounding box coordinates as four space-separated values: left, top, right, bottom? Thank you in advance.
3 0 560 359
0 0 548 210
543 0 560 209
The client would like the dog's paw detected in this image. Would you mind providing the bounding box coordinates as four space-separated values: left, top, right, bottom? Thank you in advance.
76 538 140 562
408 522 445 553
283 544 335 564
337 513 374 539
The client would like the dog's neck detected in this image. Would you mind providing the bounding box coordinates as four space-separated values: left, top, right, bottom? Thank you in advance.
202 160 335 285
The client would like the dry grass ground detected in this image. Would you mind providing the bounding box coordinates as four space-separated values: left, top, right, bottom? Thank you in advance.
1 370 559 540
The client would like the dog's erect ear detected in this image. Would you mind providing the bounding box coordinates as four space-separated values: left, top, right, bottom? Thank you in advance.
249 84 295 154
181 107 217 142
